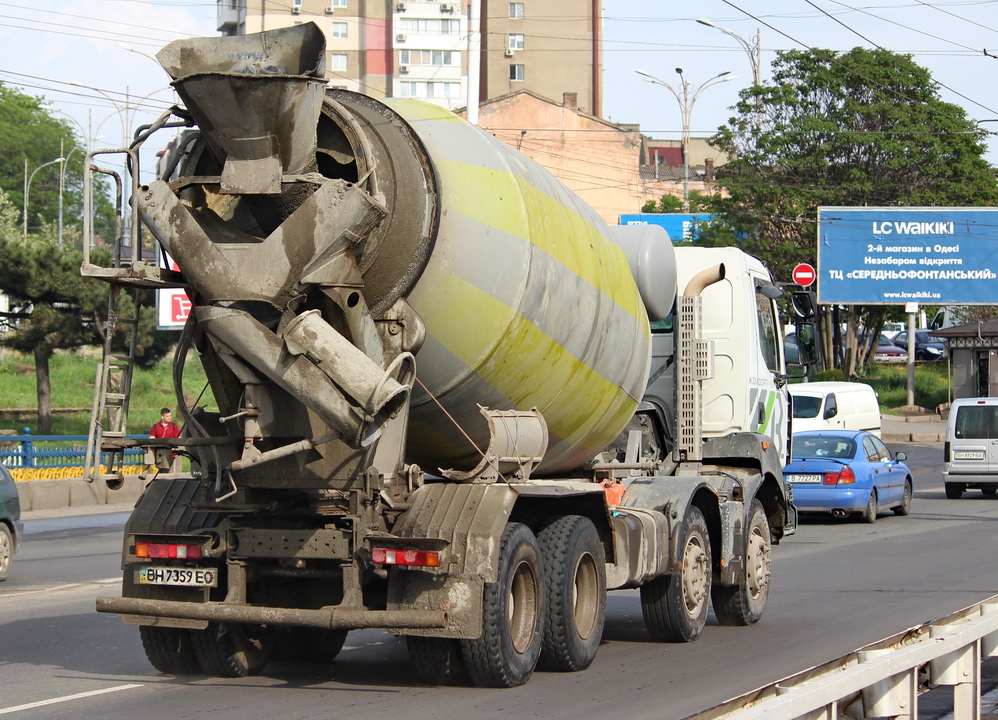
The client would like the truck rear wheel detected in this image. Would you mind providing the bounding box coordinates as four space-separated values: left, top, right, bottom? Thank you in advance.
641 506 711 642
945 482 964 499
407 636 468 685
712 500 771 626
139 626 201 675
461 522 545 687
536 515 606 672
191 622 272 677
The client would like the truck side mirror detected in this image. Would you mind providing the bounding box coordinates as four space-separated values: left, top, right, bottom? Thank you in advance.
795 322 818 366
790 291 816 320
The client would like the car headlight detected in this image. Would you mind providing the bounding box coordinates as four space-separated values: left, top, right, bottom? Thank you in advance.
926 347 942 355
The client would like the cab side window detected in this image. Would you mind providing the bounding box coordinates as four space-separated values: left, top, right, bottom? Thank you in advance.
823 394 838 419
755 288 779 372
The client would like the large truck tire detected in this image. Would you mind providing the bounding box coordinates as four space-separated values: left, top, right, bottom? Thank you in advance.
461 522 545 687
712 499 771 626
407 636 468 685
139 626 202 675
536 515 606 672
191 622 272 677
277 627 348 663
641 506 711 643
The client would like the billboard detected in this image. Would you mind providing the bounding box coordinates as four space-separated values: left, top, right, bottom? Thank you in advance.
817 207 998 305
619 213 714 243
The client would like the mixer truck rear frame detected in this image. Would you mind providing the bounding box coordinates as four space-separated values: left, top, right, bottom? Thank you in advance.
83 24 817 687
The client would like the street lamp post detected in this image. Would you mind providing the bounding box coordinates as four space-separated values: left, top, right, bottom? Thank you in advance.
697 19 762 125
635 67 734 211
58 142 87 250
23 157 65 236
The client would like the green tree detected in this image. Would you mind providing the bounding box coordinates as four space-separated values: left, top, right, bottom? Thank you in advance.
705 47 998 374
0 191 175 432
0 82 115 242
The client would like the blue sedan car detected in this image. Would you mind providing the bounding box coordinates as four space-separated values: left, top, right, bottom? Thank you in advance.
784 431 913 523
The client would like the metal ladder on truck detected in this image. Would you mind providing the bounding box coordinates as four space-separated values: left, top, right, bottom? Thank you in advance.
80 110 191 486
83 285 144 487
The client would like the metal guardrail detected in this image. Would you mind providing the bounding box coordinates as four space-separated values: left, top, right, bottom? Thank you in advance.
685 595 998 720
0 431 146 469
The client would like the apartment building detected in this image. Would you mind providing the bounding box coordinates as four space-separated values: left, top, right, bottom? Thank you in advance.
216 0 601 114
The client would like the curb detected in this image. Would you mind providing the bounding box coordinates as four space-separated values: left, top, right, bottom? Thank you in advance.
15 476 146 512
883 432 944 443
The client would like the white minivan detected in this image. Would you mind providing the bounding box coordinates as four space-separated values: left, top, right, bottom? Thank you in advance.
789 382 882 437
943 397 998 499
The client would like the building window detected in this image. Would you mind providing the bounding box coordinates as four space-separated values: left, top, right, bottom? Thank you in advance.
508 33 524 50
399 49 455 66
401 80 461 98
509 64 524 81
509 2 524 19
331 0 347 5
332 21 348 38
331 53 348 71
398 18 461 34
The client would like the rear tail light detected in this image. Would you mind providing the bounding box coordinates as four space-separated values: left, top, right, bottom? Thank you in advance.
944 442 950 463
371 547 441 568
135 541 202 560
823 465 856 485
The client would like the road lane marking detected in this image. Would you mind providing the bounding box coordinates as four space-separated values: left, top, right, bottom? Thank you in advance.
0 684 143 715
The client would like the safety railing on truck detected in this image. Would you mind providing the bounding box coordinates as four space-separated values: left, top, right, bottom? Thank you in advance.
0 431 148 481
684 594 998 720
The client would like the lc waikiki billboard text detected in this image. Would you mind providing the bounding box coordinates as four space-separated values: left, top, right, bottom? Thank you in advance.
816 207 998 305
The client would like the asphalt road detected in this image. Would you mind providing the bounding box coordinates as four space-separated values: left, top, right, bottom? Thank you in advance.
1 441 996 720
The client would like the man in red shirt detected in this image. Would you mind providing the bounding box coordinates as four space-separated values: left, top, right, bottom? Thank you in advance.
149 408 181 471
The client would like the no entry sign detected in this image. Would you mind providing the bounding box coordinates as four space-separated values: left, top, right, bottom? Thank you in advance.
792 263 816 287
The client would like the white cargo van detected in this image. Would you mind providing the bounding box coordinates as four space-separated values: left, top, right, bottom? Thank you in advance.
942 397 998 499
789 382 882 437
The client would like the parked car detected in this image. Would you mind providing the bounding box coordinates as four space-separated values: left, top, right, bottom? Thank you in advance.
784 430 913 523
942 397 998 499
892 330 946 361
861 333 906 362
0 465 22 581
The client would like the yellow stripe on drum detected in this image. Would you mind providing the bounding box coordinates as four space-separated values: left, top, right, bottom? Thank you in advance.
417 272 640 452
434 158 647 325
387 98 466 124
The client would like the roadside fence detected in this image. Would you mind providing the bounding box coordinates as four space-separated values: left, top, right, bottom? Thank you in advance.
0 429 148 481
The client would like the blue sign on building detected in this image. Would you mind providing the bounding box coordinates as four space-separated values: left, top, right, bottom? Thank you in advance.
817 207 998 305
618 213 714 243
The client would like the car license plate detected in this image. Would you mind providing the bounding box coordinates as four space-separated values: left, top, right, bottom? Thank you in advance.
788 474 823 483
953 451 985 460
138 565 217 588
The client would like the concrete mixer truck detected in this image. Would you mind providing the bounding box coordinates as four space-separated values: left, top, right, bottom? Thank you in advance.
81 24 818 687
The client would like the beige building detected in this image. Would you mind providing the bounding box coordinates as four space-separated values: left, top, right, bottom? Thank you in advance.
475 91 723 224
216 0 600 114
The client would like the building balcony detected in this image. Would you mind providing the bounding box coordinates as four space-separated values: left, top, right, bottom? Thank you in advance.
217 0 244 32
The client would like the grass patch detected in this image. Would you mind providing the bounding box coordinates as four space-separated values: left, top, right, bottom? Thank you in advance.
0 349 214 436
